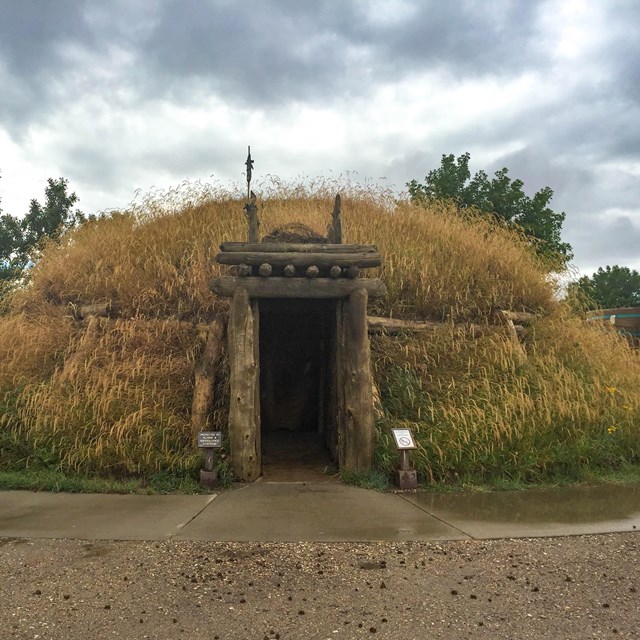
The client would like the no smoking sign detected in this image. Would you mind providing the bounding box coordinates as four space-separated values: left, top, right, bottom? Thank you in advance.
391 428 417 450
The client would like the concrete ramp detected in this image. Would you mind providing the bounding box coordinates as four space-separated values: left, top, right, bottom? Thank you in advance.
175 482 466 541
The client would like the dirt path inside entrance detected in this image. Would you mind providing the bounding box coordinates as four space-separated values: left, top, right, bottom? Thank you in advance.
261 431 339 482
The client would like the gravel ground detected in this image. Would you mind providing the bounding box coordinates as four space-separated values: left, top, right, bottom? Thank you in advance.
1 533 638 640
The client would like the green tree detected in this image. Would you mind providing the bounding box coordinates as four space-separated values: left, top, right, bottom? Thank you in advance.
0 213 24 280
408 152 573 267
570 265 640 310
0 176 83 284
21 177 84 250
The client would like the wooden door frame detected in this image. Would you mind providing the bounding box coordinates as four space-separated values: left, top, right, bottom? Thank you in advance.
227 287 375 482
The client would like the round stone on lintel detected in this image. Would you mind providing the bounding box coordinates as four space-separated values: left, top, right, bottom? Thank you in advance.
258 263 273 277
345 265 360 279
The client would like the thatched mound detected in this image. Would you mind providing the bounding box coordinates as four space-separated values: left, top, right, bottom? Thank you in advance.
1 182 639 483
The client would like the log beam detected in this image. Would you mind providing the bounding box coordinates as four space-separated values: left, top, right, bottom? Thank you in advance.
491 308 537 324
75 301 114 319
367 315 494 337
220 242 378 254
58 316 101 383
328 194 343 244
191 316 225 437
244 193 259 243
228 288 261 482
217 251 382 269
340 288 375 473
210 276 387 299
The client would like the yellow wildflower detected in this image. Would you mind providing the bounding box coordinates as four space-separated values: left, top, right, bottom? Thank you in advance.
607 426 617 434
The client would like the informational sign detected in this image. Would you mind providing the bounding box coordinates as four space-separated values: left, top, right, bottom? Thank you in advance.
391 428 417 450
197 431 222 449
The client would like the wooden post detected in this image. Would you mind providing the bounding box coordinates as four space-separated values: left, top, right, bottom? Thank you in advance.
58 316 102 383
328 194 342 244
339 288 375 473
228 288 261 482
492 308 527 362
244 192 259 243
191 316 225 436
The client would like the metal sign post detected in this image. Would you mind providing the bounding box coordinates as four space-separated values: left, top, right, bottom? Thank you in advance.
198 431 222 489
391 428 418 489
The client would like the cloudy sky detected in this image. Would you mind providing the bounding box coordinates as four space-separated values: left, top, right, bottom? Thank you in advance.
1 0 639 275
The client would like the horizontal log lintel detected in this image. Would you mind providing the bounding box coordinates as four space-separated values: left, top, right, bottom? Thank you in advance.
220 242 378 254
210 276 387 298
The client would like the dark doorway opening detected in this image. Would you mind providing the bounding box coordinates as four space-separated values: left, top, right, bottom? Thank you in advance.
259 298 338 481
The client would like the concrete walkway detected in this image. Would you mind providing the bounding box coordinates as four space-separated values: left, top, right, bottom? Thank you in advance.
0 482 639 542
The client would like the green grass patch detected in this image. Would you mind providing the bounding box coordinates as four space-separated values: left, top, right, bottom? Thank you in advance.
412 462 640 493
0 469 213 494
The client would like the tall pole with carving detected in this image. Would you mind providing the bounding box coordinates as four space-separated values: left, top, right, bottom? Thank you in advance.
244 146 259 242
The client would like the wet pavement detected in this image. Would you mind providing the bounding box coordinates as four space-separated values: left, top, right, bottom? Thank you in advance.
402 484 640 538
0 482 638 542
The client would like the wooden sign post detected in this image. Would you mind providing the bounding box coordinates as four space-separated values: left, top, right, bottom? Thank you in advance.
391 428 418 489
198 431 222 489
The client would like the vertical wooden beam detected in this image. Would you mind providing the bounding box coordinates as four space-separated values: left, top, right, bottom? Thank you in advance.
340 288 375 473
228 288 261 482
58 316 101 383
328 194 342 244
326 302 341 463
191 315 225 437
244 192 259 243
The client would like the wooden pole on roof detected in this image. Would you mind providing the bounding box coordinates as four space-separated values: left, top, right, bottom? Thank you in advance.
328 194 342 244
244 147 259 242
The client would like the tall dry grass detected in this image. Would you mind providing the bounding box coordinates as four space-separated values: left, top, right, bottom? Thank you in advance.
1 180 638 481
373 310 640 482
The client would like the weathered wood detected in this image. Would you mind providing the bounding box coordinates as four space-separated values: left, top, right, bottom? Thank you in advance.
367 315 498 337
306 265 319 279
210 276 387 299
329 265 342 278
191 316 225 437
492 309 527 361
217 251 382 269
344 265 360 279
220 242 378 254
326 305 341 462
244 192 259 243
340 288 375 473
328 194 343 244
58 316 101 383
368 316 443 333
283 264 296 277
258 263 272 277
237 264 252 277
228 288 261 482
372 381 384 419
76 302 114 319
492 308 537 324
